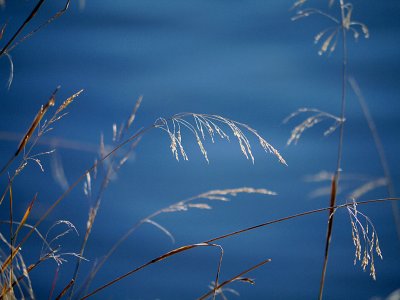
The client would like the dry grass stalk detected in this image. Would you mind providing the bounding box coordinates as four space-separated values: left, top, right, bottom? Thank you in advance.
156 113 286 165
318 174 337 299
0 1 70 55
81 198 400 299
349 76 400 240
53 90 83 117
81 243 225 300
2 250 57 298
77 187 276 296
0 88 82 209
0 233 33 299
0 1 395 299
0 1 71 88
7 0 71 54
290 1 371 298
0 218 82 298
283 108 343 145
347 201 383 280
5 125 151 297
291 1 368 56
0 1 46 58
0 90 56 177
198 258 272 300
67 98 144 299
0 217 79 298
13 194 37 241
55 279 75 300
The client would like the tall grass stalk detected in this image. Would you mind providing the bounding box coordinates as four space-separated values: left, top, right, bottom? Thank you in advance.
80 197 400 299
77 188 275 297
290 0 374 297
318 1 349 298
1 1 397 298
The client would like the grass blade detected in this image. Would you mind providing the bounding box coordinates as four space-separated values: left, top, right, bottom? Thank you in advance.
13 194 37 240
318 175 337 300
0 88 57 177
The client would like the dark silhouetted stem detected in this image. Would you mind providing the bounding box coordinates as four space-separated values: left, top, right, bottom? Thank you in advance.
80 198 400 299
318 1 348 299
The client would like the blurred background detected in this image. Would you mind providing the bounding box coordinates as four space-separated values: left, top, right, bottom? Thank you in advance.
0 0 399 299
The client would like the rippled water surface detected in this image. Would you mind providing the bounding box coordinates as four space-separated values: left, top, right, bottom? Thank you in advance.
1 1 400 299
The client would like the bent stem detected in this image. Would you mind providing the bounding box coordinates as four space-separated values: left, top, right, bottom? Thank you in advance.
197 258 272 300
80 243 225 300
76 187 275 297
81 197 399 299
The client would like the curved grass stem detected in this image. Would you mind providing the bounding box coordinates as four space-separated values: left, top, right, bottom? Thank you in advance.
80 197 400 299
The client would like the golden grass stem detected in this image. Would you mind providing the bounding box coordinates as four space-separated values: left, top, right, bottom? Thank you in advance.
0 88 57 178
0 250 57 298
13 194 37 240
55 279 75 300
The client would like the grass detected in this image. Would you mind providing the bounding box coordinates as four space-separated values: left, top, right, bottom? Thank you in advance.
0 0 399 299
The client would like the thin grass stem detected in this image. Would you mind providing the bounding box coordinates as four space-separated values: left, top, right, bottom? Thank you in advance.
80 197 400 299
318 1 349 299
0 0 46 58
0 126 153 274
197 258 272 300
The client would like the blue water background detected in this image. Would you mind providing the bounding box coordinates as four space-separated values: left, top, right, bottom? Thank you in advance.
0 0 400 299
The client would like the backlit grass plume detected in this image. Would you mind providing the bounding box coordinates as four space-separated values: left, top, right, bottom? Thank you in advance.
291 0 369 56
347 201 383 280
283 108 343 145
155 113 287 165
